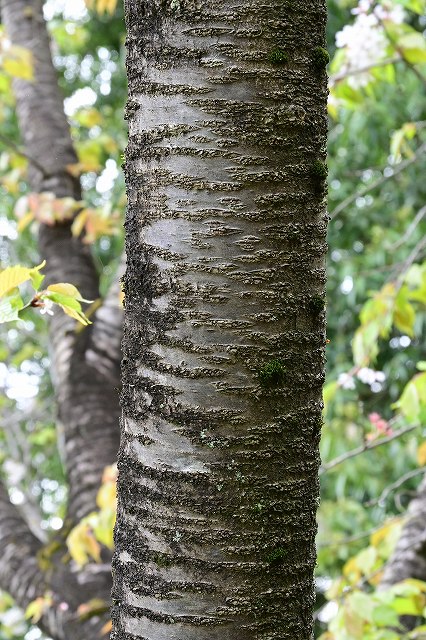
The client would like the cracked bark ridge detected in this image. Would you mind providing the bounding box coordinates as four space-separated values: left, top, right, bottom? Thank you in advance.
0 0 123 638
114 1 328 639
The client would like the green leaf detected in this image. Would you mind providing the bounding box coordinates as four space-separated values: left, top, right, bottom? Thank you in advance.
400 0 425 13
349 590 375 623
356 546 377 575
30 268 45 292
43 291 92 326
393 372 426 423
46 282 92 302
0 288 24 323
394 286 416 337
2 45 34 80
0 261 45 298
45 292 81 311
372 604 399 627
399 32 426 64
323 381 338 409
392 596 423 615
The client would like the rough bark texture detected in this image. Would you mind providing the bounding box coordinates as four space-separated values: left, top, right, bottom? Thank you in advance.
113 2 328 639
381 477 426 590
0 1 123 638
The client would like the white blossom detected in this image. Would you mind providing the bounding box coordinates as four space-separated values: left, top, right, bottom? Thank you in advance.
39 298 55 316
338 372 356 390
335 0 405 88
3 459 26 484
357 367 386 387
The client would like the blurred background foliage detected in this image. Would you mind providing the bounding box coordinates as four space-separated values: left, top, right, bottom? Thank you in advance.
0 0 425 638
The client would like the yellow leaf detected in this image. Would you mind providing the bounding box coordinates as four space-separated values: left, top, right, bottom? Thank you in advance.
47 282 90 302
77 598 108 619
59 303 92 326
368 570 383 586
74 107 103 128
343 556 362 583
66 160 100 176
67 521 101 567
92 507 116 549
2 44 34 80
96 481 117 510
0 261 45 298
71 210 89 238
1 168 22 194
25 593 52 623
101 620 112 635
102 463 118 484
72 207 120 244
87 0 117 14
417 442 426 466
17 212 34 232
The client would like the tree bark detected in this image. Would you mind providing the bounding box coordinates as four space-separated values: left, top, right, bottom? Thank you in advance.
381 477 426 589
0 481 111 640
113 2 328 639
1 0 122 526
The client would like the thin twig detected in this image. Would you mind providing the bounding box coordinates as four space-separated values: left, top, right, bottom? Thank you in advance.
0 131 50 177
329 56 400 86
317 515 403 548
320 425 418 474
366 468 426 508
390 204 426 250
394 235 426 282
380 18 426 91
330 142 426 221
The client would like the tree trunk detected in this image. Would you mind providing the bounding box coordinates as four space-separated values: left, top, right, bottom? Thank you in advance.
380 477 426 597
1 0 122 527
113 2 328 639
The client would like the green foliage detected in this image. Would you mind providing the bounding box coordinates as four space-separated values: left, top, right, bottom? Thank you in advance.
0 263 93 325
317 1 426 636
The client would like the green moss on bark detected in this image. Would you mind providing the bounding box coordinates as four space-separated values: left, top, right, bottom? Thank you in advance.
311 159 328 180
269 48 288 65
312 46 329 70
258 360 286 387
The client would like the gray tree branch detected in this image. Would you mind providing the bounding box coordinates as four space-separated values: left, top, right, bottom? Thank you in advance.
1 0 121 525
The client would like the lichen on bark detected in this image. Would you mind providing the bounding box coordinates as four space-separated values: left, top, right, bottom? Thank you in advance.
113 1 328 639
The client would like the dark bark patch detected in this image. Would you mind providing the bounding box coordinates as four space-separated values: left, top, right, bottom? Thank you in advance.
308 295 326 315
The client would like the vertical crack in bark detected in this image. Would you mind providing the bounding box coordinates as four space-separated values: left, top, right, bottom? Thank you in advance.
114 2 328 639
